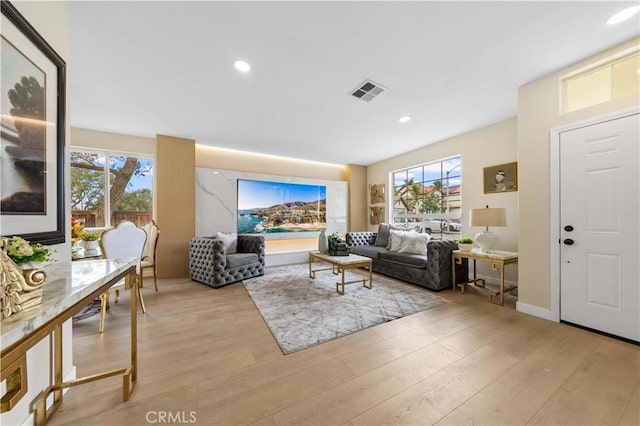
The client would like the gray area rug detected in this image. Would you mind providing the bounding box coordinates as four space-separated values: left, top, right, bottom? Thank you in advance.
242 263 447 354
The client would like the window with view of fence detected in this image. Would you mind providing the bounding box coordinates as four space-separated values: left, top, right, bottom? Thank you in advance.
71 150 154 229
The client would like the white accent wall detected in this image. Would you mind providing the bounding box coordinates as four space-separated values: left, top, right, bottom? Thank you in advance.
195 168 348 265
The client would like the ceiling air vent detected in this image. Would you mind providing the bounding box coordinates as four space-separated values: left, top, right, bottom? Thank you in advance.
350 79 387 102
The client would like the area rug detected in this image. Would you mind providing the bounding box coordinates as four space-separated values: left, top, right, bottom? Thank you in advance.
242 263 447 354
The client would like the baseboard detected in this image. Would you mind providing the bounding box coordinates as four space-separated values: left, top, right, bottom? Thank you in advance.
516 301 555 321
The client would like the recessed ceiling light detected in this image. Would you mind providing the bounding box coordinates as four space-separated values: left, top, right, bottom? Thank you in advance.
606 6 639 25
234 60 251 73
399 116 411 123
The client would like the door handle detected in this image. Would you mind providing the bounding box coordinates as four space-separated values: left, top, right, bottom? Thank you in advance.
564 225 574 232
563 239 574 245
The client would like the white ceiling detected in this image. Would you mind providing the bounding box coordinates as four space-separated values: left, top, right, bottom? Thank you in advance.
69 1 639 166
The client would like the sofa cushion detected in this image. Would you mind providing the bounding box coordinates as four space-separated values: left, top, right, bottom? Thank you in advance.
374 223 392 247
226 252 258 269
387 229 401 251
379 250 428 269
350 245 388 259
398 232 431 255
216 232 238 253
389 229 418 251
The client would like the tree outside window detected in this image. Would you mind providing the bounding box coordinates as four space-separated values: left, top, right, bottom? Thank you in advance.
70 151 153 228
392 156 461 237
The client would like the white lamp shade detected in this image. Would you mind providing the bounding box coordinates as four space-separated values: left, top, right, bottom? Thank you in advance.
469 207 506 227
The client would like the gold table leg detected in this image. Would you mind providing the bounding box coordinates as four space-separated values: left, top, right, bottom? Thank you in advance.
0 353 27 413
32 269 139 424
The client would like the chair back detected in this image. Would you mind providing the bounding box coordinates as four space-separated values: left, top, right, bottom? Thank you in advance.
100 221 147 273
140 220 159 261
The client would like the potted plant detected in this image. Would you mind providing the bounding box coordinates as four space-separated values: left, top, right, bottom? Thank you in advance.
456 237 474 252
80 230 101 251
327 232 350 256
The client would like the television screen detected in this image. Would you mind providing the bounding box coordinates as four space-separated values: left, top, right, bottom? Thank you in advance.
237 179 327 234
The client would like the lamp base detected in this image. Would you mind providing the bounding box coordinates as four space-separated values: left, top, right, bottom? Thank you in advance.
475 231 499 253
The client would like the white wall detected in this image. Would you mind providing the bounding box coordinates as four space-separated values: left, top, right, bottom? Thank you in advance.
367 118 518 283
1 3 71 425
517 37 640 316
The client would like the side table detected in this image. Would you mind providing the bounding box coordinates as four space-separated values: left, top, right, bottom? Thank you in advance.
452 249 518 306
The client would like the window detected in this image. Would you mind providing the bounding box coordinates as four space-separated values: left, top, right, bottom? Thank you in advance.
562 51 640 113
70 150 153 228
391 156 461 237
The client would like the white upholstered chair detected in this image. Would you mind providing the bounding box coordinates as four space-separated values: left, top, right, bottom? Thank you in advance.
98 220 147 333
140 220 160 292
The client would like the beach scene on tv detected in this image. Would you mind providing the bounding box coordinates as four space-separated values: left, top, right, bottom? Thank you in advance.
237 179 327 233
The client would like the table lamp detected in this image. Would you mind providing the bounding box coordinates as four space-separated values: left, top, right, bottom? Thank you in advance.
469 205 506 252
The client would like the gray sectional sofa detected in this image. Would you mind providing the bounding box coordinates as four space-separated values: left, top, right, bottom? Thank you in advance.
346 228 468 291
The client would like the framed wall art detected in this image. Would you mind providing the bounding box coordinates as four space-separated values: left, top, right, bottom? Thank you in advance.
1 1 66 244
483 162 517 194
369 206 384 225
369 183 385 204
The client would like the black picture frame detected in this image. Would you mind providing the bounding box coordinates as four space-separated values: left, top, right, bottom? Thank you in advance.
1 1 66 245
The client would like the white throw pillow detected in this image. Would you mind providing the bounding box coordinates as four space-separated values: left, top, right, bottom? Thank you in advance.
388 229 404 251
398 232 431 255
216 231 237 254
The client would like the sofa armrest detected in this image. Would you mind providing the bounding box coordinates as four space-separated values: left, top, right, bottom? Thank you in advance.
426 238 468 287
237 234 265 266
190 236 226 268
346 232 377 246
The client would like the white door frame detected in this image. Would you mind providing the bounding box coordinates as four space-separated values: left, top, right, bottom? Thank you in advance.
549 106 640 322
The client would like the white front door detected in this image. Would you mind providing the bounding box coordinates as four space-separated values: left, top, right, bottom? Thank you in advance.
559 113 639 342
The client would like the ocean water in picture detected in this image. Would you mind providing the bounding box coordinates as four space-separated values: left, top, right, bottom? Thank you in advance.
237 180 327 234
238 210 266 233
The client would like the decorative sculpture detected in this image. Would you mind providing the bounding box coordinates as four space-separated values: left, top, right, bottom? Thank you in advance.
369 206 384 225
369 184 385 204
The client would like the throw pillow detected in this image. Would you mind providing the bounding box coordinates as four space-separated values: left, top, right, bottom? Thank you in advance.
216 231 237 254
385 225 408 249
398 232 431 255
374 223 391 247
388 229 410 252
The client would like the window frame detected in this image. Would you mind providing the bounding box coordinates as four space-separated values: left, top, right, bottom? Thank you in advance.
389 155 462 237
70 148 155 229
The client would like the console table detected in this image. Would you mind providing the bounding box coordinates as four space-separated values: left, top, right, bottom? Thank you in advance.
451 249 518 306
0 259 137 425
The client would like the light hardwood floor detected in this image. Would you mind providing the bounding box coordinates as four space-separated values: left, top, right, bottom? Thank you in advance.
49 274 639 426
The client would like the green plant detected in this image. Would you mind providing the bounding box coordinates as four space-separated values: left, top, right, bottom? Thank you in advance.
327 232 343 245
80 230 100 241
457 237 474 244
5 236 55 264
327 232 350 251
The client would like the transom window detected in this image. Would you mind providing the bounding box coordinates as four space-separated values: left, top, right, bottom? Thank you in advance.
70 150 153 228
391 155 462 237
561 50 640 113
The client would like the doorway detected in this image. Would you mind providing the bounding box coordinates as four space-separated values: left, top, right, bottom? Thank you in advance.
552 110 639 342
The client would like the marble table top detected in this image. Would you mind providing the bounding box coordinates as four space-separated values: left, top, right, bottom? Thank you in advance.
309 251 372 265
0 258 136 352
452 249 518 260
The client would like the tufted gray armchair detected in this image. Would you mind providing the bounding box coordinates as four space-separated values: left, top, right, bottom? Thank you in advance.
189 235 265 288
